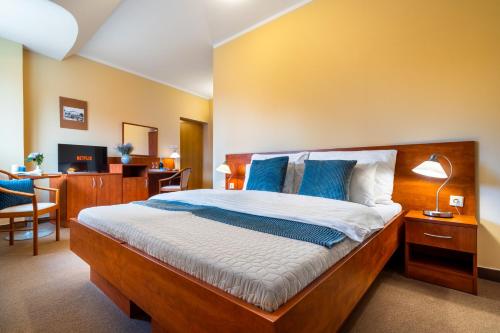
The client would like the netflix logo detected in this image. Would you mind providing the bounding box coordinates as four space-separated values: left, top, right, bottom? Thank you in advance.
76 155 93 161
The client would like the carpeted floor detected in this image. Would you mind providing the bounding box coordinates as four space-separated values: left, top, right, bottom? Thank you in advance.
1 225 499 333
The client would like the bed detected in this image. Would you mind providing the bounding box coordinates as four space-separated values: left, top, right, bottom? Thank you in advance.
70 141 476 333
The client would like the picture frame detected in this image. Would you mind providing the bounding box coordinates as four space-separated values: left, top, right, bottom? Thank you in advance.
59 97 88 130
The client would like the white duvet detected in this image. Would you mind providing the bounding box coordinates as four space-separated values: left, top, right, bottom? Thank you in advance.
79 190 394 311
151 190 385 242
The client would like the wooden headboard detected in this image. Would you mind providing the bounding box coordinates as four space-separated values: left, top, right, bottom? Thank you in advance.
225 141 477 216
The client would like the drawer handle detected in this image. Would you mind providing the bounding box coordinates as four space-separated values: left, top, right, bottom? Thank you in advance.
423 232 453 239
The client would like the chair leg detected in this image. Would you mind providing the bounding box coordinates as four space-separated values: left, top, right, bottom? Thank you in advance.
56 209 61 241
9 218 14 246
33 215 39 256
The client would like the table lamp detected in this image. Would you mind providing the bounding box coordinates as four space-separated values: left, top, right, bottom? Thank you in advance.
412 154 453 218
170 150 180 169
216 161 232 188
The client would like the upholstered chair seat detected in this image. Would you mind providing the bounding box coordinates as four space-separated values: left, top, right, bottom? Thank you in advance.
160 185 182 192
0 202 57 214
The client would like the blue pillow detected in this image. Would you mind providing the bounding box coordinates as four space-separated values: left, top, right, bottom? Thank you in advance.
0 179 34 210
298 160 357 201
246 156 290 193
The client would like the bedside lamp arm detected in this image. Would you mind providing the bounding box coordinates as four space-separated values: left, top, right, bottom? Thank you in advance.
435 155 453 212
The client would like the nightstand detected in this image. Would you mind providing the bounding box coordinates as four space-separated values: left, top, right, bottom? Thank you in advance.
404 210 478 294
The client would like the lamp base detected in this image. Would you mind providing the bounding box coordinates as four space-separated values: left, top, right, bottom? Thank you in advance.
423 210 453 218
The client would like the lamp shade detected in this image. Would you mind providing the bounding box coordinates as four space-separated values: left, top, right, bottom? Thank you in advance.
216 162 231 174
170 151 180 159
412 157 448 179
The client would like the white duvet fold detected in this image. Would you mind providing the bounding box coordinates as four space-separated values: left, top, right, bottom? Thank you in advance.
150 189 385 242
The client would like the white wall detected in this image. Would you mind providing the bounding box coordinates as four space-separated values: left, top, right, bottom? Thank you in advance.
0 38 24 172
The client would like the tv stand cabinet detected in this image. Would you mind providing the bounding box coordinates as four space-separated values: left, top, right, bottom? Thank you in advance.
50 173 122 227
50 165 181 227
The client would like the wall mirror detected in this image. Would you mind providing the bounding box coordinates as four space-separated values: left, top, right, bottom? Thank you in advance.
122 122 158 157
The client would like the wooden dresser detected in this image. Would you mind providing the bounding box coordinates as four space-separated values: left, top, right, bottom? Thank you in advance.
405 210 478 294
50 173 122 227
50 164 181 226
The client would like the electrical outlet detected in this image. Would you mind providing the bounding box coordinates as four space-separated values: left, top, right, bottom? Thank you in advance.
229 183 235 189
450 195 464 207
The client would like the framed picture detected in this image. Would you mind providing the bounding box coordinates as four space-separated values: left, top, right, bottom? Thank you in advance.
59 97 88 130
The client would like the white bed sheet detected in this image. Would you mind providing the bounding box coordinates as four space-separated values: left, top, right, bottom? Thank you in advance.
78 191 401 312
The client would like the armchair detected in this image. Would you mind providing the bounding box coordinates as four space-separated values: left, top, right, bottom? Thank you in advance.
0 170 60 256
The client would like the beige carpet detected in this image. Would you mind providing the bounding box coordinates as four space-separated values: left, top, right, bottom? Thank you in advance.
1 225 499 333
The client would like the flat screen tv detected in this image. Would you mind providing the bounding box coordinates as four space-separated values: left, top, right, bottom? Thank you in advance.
58 144 108 173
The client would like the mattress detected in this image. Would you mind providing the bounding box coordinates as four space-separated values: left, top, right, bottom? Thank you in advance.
78 191 401 312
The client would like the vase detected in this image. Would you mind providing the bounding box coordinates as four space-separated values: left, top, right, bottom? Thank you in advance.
34 165 43 174
121 154 131 164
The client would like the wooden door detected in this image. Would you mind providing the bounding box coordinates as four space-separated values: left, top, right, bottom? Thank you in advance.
180 119 204 189
123 177 149 203
67 175 96 220
96 174 123 206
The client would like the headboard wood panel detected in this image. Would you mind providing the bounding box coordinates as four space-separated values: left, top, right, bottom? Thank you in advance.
225 141 477 216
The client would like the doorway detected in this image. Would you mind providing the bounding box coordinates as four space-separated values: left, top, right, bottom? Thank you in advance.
180 118 206 190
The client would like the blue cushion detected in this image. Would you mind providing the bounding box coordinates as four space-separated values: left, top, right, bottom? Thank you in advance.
298 160 357 201
0 179 34 210
246 156 290 193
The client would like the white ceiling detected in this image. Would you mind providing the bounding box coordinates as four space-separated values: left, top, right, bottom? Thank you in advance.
0 0 78 60
0 0 311 98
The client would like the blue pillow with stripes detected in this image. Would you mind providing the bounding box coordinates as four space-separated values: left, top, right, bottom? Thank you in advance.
298 160 357 201
246 156 290 193
0 179 34 210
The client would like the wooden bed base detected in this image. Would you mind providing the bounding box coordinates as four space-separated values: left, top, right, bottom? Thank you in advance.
71 212 404 333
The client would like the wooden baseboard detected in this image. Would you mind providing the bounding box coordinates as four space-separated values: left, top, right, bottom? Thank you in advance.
478 267 500 283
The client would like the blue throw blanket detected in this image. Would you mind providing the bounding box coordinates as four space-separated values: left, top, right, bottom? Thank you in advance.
133 199 346 248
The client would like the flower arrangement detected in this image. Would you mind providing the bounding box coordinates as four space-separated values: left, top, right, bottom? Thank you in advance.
116 143 134 164
26 152 44 167
116 143 134 155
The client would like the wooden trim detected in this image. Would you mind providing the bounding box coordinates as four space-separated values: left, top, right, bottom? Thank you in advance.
70 212 404 333
478 267 500 283
226 141 477 216
180 117 208 125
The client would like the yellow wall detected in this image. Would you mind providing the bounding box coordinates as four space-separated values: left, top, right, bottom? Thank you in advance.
0 38 24 171
24 51 210 175
213 0 500 269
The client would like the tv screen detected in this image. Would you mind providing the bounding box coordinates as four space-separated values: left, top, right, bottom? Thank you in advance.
58 144 108 173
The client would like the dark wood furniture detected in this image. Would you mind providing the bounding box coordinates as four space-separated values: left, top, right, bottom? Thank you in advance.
0 170 60 256
50 173 122 227
405 210 478 294
158 168 192 193
70 141 476 333
109 164 149 203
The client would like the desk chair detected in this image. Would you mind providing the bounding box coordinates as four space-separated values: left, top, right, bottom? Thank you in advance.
0 170 60 256
158 168 192 193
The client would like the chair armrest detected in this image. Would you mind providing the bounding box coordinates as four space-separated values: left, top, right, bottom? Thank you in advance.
0 170 19 180
34 186 60 205
158 172 181 187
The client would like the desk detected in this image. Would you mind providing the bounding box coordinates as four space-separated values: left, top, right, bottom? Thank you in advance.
16 173 62 180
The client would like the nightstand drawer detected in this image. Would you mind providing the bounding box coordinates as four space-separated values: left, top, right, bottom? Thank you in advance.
406 221 476 253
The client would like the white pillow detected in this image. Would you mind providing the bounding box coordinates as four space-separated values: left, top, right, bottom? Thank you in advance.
251 152 309 164
349 163 377 206
244 152 309 193
309 150 397 204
